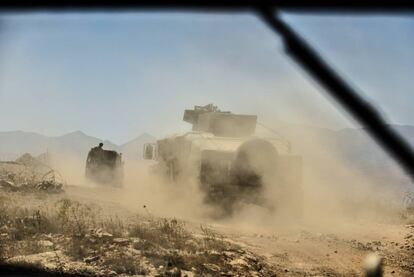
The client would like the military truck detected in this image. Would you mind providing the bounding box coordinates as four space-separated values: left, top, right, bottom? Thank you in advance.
143 104 303 217
85 143 124 187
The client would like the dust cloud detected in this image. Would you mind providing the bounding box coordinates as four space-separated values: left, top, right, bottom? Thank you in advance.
45 114 407 235
48 153 88 186
47 154 208 221
223 125 406 235
119 160 207 220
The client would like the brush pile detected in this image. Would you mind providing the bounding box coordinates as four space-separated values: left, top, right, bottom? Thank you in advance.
0 169 64 194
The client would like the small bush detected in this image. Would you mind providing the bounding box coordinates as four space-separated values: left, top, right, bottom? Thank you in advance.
6 208 57 241
102 248 147 275
128 218 191 250
66 237 89 259
200 224 228 251
19 240 47 256
0 238 6 261
100 216 125 237
55 199 98 237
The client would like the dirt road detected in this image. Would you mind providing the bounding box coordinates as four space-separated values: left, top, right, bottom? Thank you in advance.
211 222 414 276
1 156 412 277
61 184 414 277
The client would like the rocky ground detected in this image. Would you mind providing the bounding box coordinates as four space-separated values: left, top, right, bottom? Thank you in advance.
0 162 413 276
213 221 414 276
0 190 279 277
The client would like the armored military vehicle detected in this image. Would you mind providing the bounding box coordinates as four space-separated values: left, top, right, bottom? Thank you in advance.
143 104 302 217
85 143 124 187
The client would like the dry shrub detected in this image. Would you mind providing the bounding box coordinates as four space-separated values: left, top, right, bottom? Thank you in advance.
100 216 125 237
0 238 6 261
66 237 89 260
0 195 57 241
200 224 229 251
0 192 258 276
102 247 148 275
129 219 239 273
128 217 191 250
0 195 12 227
13 209 58 240
18 240 48 256
55 199 99 237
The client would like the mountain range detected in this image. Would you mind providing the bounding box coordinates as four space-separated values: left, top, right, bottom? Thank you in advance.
0 130 156 161
0 125 413 190
275 124 413 193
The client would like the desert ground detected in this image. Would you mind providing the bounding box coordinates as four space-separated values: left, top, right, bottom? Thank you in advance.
0 160 413 277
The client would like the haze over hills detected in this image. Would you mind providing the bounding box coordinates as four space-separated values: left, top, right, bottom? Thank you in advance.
120 133 157 161
277 124 413 193
0 130 156 161
0 125 413 192
273 124 414 167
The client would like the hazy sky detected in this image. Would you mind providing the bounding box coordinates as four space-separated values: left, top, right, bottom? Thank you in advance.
0 12 412 144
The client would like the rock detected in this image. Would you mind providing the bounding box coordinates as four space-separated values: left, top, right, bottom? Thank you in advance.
83 256 100 264
223 251 236 257
181 270 195 277
203 263 221 272
99 269 117 276
113 238 130 245
0 179 17 191
91 228 113 239
40 234 53 240
244 254 258 262
35 180 63 193
39 240 54 248
7 250 65 269
87 238 97 244
230 258 249 267
126 247 141 256
164 267 181 277
0 225 9 232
